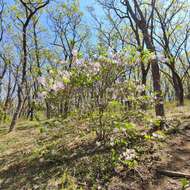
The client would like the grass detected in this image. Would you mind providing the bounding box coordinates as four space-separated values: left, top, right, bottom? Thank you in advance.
1 100 190 189
0 117 106 189
165 99 190 120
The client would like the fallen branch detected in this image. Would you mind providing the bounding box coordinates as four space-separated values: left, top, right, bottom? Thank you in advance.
157 169 190 179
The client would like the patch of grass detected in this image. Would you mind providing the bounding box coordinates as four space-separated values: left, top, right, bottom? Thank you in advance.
165 99 190 120
0 102 189 189
0 117 97 189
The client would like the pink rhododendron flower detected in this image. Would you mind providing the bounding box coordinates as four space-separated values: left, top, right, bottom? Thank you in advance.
38 77 46 86
38 91 47 99
73 58 85 67
88 62 101 74
61 70 71 79
51 81 65 91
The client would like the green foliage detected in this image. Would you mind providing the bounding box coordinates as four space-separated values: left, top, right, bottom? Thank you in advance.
141 49 155 64
60 170 82 190
180 178 189 190
0 106 10 124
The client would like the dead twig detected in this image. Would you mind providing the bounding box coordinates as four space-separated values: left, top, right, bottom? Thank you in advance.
157 169 190 179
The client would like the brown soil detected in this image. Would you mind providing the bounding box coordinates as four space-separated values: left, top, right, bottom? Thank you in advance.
1 120 190 190
149 122 190 190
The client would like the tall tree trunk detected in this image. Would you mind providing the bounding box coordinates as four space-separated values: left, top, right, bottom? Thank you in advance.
9 86 22 132
140 62 149 109
9 26 27 132
124 0 165 116
165 61 184 106
141 62 148 96
143 32 165 116
172 71 184 106
151 59 165 116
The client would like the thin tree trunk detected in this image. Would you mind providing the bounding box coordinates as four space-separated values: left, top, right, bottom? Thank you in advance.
172 71 184 106
140 64 148 109
9 26 27 132
165 61 184 106
45 100 51 119
9 86 22 132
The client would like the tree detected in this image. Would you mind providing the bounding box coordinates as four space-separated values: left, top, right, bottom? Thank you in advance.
154 0 190 105
9 0 50 132
98 0 165 116
49 0 89 68
0 0 5 99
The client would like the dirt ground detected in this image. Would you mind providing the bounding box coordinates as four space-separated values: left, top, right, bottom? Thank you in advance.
149 121 190 190
0 119 190 190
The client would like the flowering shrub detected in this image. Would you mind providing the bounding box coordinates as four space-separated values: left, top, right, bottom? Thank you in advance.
37 49 154 140
107 120 140 168
33 48 165 175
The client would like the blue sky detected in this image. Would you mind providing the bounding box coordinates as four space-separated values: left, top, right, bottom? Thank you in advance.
6 0 101 22
5 0 103 47
75 0 103 27
6 0 102 35
80 0 101 15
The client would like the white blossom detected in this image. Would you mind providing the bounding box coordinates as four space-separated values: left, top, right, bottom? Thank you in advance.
136 84 145 93
61 70 71 79
38 77 46 86
121 128 126 133
88 62 101 74
113 128 119 133
38 91 47 99
152 133 164 139
51 149 57 155
120 149 136 161
96 141 101 147
51 81 65 91
73 58 85 67
39 158 44 163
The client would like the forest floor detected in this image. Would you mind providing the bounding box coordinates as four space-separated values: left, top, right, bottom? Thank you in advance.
149 121 190 190
1 101 190 189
